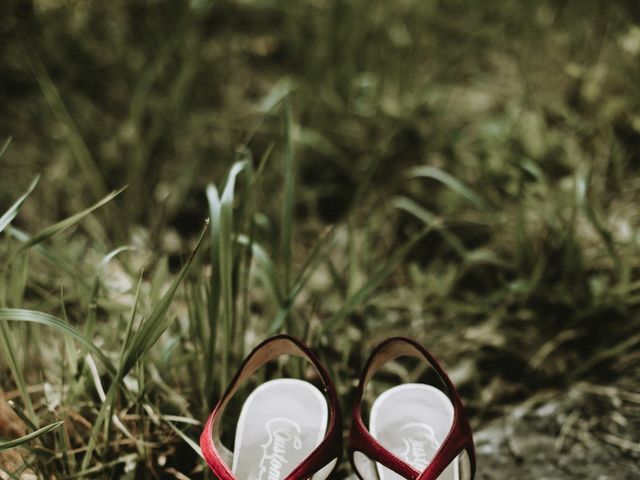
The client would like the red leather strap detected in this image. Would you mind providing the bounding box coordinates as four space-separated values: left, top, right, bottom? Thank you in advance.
349 337 475 480
200 335 342 480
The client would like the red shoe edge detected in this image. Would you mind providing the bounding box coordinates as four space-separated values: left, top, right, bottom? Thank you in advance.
200 334 343 480
349 337 476 480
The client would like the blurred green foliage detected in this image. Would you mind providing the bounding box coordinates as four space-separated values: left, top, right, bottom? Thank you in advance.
1 0 640 477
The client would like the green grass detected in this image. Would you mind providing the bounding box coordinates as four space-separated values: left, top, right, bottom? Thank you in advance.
0 420 64 452
1 0 640 477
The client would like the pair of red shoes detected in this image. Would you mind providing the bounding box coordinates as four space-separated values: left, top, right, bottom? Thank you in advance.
200 335 475 480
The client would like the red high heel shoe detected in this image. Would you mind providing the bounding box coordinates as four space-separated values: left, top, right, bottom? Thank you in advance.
200 335 342 480
350 337 475 480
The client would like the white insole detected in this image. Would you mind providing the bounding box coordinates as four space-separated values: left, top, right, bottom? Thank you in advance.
370 384 458 480
232 379 328 480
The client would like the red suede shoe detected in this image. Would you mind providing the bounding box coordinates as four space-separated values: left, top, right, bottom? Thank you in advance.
200 335 342 480
350 337 475 480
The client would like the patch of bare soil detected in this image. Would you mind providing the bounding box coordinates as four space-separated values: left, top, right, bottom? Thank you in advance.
475 380 640 479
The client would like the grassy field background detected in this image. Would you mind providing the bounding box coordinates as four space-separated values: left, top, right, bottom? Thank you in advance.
1 1 640 478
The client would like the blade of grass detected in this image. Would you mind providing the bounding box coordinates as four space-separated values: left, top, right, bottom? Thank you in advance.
257 77 295 114
125 35 199 222
7 400 37 431
267 227 338 334
185 279 207 407
15 186 126 254
0 421 64 451
65 453 138 478
206 184 222 398
0 321 37 424
393 196 467 257
25 45 108 201
231 151 256 356
165 421 203 459
81 221 208 470
7 227 91 290
209 162 247 391
82 246 135 361
97 246 136 275
237 235 283 308
89 265 144 458
0 136 11 158
289 226 338 301
120 220 208 375
8 250 28 308
321 226 431 332
0 309 117 376
0 175 39 234
576 173 621 274
406 165 491 212
280 98 295 309
120 270 144 360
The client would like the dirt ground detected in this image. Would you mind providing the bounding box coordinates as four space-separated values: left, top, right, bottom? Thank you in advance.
345 375 640 479
474 383 640 479
475 416 640 479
